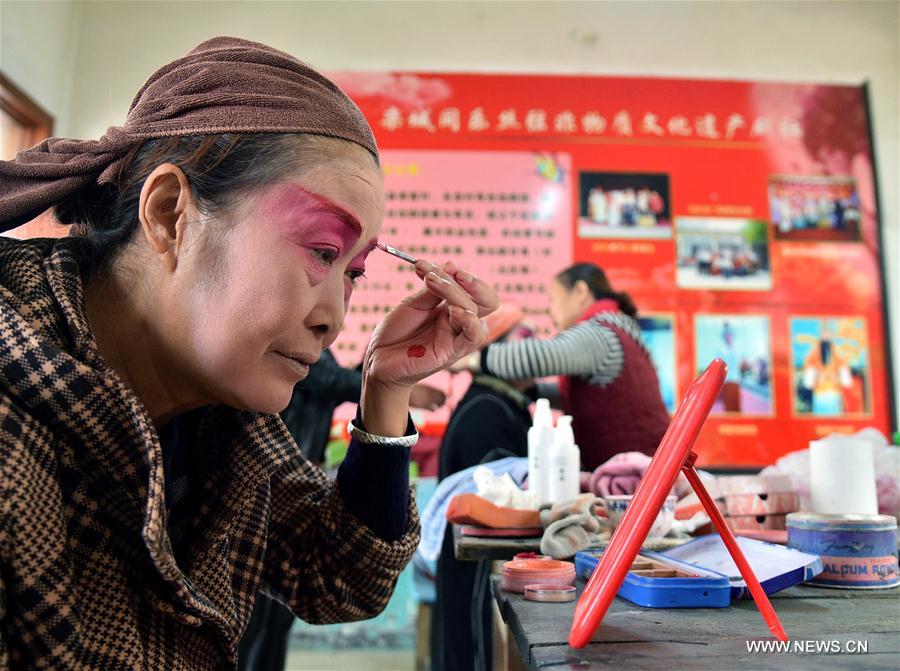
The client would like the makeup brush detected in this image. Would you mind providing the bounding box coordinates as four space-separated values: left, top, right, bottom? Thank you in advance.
376 242 417 264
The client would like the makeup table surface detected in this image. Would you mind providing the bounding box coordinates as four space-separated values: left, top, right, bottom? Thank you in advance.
492 576 900 670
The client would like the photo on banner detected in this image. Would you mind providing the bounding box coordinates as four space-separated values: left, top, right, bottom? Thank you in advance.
790 316 871 417
768 175 862 242
637 314 677 413
694 314 774 416
577 171 671 239
675 217 771 291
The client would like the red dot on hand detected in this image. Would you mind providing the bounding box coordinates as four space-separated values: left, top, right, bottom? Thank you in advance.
407 345 427 358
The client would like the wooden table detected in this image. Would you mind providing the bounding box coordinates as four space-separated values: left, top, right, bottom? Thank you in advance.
493 577 900 670
452 523 689 561
453 524 699 670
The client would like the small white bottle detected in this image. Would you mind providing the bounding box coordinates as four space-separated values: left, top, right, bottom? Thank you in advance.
527 398 555 505
547 415 581 503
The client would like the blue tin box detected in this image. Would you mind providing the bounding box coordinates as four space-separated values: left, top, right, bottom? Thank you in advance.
575 534 823 608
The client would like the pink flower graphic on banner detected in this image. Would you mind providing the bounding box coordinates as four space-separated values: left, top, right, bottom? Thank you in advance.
330 72 453 110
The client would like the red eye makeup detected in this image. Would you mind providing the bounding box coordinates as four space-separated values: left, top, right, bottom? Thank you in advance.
261 183 364 255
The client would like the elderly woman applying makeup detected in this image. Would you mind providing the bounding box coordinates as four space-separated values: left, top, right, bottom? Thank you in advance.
0 38 497 669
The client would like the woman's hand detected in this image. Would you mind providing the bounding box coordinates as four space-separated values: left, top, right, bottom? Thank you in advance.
365 259 498 385
359 259 498 435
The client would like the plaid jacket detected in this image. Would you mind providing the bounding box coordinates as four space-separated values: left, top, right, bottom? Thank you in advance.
0 238 420 669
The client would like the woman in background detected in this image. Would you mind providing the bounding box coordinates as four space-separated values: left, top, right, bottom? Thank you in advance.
458 263 669 469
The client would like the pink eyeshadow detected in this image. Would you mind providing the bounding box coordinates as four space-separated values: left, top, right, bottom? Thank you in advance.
259 183 363 251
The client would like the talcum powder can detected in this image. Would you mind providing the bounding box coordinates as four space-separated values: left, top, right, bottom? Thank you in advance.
786 513 899 589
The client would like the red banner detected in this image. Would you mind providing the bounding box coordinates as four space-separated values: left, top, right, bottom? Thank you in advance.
333 71 891 467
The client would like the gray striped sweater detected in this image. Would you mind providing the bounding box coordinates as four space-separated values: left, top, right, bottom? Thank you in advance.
482 312 652 387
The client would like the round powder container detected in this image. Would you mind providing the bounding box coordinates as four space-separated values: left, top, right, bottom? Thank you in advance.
787 513 899 589
501 559 576 593
524 584 577 603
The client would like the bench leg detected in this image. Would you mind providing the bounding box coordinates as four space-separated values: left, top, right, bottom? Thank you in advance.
493 605 528 671
415 602 431 671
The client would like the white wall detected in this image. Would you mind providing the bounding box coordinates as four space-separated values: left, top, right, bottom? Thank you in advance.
0 0 81 136
3 0 899 421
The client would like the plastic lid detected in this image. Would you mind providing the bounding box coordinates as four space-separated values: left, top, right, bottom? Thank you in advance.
786 512 897 531
533 398 553 428
524 584 577 602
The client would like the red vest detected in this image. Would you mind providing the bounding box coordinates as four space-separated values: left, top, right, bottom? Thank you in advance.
560 303 670 469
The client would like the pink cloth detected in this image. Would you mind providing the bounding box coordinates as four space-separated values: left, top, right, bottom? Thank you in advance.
876 474 899 517
588 451 652 497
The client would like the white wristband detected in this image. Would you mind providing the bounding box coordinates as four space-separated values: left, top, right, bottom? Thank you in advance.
347 419 419 447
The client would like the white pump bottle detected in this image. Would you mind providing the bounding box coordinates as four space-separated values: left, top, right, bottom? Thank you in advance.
547 415 581 503
527 398 555 505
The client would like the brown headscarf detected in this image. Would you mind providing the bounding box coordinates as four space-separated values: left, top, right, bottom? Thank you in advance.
0 36 378 231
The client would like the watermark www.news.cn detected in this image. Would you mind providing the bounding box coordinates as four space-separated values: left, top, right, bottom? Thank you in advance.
746 639 869 654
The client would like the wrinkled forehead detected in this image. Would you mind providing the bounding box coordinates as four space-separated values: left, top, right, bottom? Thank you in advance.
296 153 384 242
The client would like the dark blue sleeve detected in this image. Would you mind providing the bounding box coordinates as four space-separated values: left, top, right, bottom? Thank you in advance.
335 413 414 542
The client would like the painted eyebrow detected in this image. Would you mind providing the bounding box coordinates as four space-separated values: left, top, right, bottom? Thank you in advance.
300 186 363 237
